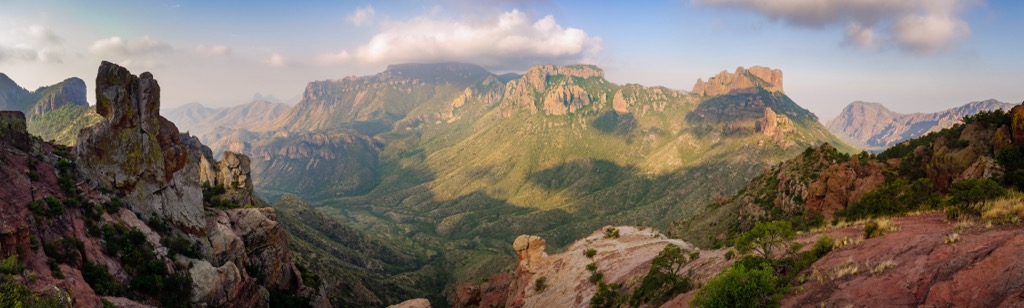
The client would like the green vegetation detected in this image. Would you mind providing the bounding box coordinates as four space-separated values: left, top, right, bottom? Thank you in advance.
691 262 781 308
603 227 620 239
83 262 126 296
0 255 64 307
946 178 1007 218
99 223 193 306
534 276 548 292
584 249 597 259
43 237 84 266
29 196 64 218
837 178 937 220
734 220 794 260
26 104 102 146
202 183 243 209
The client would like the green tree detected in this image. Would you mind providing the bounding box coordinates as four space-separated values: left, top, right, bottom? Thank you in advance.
734 221 795 260
630 244 695 306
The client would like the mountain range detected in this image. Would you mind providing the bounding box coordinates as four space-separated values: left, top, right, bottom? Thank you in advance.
6 61 1022 307
178 63 854 301
826 99 1014 151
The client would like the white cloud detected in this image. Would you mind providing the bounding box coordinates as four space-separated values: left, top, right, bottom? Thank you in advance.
0 44 63 63
347 5 376 26
0 24 65 63
844 22 875 49
89 35 172 56
195 44 231 57
15 25 63 44
346 9 601 69
316 50 351 65
693 0 979 54
268 53 288 67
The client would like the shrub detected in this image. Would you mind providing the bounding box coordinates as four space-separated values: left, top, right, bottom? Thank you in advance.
947 178 1007 218
534 276 547 292
162 236 202 259
83 262 125 296
584 249 597 258
864 221 881 239
604 227 620 239
838 178 937 220
811 235 834 258
43 237 84 265
29 196 65 218
0 255 23 275
103 197 125 214
590 282 626 308
588 271 604 284
586 263 598 272
691 262 781 308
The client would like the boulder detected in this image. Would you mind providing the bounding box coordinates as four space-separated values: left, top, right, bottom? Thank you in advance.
512 235 547 272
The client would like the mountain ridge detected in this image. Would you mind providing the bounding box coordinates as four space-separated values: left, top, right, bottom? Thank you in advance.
826 99 1013 150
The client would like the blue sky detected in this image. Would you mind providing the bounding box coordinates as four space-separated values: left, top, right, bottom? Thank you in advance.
0 0 1021 120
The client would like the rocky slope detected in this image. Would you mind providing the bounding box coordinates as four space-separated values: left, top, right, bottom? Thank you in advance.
0 62 324 307
164 99 290 136
826 99 1013 151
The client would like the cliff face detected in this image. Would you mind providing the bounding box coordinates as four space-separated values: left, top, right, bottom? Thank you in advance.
0 74 88 116
0 62 322 307
692 66 783 97
827 99 1014 150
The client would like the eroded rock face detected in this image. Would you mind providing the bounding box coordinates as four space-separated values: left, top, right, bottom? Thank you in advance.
501 64 604 116
760 107 793 145
75 61 204 230
692 66 783 96
513 235 547 272
387 298 432 308
226 208 302 291
30 77 89 116
198 150 258 207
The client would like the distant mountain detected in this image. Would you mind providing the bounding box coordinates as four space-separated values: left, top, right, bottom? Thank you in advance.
0 73 89 116
201 62 853 295
826 99 1014 151
164 99 290 135
25 104 103 145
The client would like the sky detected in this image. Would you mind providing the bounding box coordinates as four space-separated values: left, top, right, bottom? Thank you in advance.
0 0 1022 120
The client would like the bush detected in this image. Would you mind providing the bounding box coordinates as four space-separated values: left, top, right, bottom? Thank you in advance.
811 235 834 258
947 178 1007 217
83 262 125 296
29 196 65 218
588 271 604 284
0 255 23 275
534 276 547 292
43 238 84 265
837 178 937 220
162 236 202 259
604 227 620 239
103 197 125 214
691 262 781 308
590 282 626 308
584 249 597 258
586 263 598 272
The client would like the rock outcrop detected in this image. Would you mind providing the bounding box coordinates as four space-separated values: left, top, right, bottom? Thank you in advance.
0 61 321 307
455 227 712 308
502 64 604 115
1011 103 1024 145
512 235 547 272
692 66 783 96
760 107 793 145
75 61 204 230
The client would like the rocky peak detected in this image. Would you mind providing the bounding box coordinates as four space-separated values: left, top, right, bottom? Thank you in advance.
692 66 784 96
29 77 89 116
75 61 202 229
198 150 258 207
502 64 605 116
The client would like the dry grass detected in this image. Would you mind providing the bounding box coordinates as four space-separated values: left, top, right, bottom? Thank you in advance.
981 192 1024 224
944 232 960 245
831 258 860 280
871 259 897 275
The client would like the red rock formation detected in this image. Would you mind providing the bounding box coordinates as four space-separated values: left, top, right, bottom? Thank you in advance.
692 66 784 96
